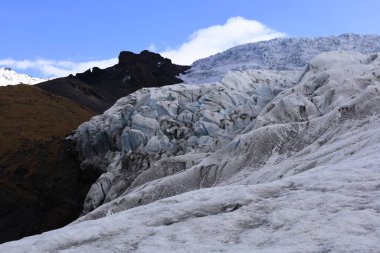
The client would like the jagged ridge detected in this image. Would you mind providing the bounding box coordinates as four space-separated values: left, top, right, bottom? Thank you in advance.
36 50 190 113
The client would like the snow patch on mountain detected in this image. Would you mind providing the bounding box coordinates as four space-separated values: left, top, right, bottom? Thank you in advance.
181 34 380 84
0 68 46 86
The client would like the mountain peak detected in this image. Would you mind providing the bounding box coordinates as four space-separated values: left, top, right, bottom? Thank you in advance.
0 68 46 86
118 50 173 66
36 51 190 113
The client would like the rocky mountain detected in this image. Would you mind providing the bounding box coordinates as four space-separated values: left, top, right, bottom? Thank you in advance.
2 50 379 252
36 50 190 113
0 85 96 243
181 33 380 83
0 68 46 86
0 51 189 244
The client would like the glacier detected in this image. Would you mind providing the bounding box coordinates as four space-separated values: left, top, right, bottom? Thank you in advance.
1 50 380 252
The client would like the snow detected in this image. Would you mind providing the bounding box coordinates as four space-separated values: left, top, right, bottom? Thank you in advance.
2 43 380 251
0 68 46 86
181 34 380 84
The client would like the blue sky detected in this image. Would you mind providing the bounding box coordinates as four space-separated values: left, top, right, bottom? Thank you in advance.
1 0 380 77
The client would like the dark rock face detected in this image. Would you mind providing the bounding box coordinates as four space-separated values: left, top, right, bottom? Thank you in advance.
36 50 190 114
0 139 102 244
0 85 96 243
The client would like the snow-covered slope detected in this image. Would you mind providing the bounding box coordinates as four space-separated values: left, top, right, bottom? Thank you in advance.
0 68 46 86
181 33 380 83
2 133 380 252
2 51 380 252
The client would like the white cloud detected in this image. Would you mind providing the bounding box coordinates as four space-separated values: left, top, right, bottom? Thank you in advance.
161 16 286 65
0 17 284 77
0 57 117 77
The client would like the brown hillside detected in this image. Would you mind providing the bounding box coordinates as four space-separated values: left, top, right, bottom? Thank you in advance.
0 84 93 158
0 85 99 243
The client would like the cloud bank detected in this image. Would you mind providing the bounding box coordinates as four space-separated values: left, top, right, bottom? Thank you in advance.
0 17 284 77
161 16 286 65
0 58 117 78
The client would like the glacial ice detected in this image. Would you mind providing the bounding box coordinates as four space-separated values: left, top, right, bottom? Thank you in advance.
69 51 380 220
73 68 300 214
